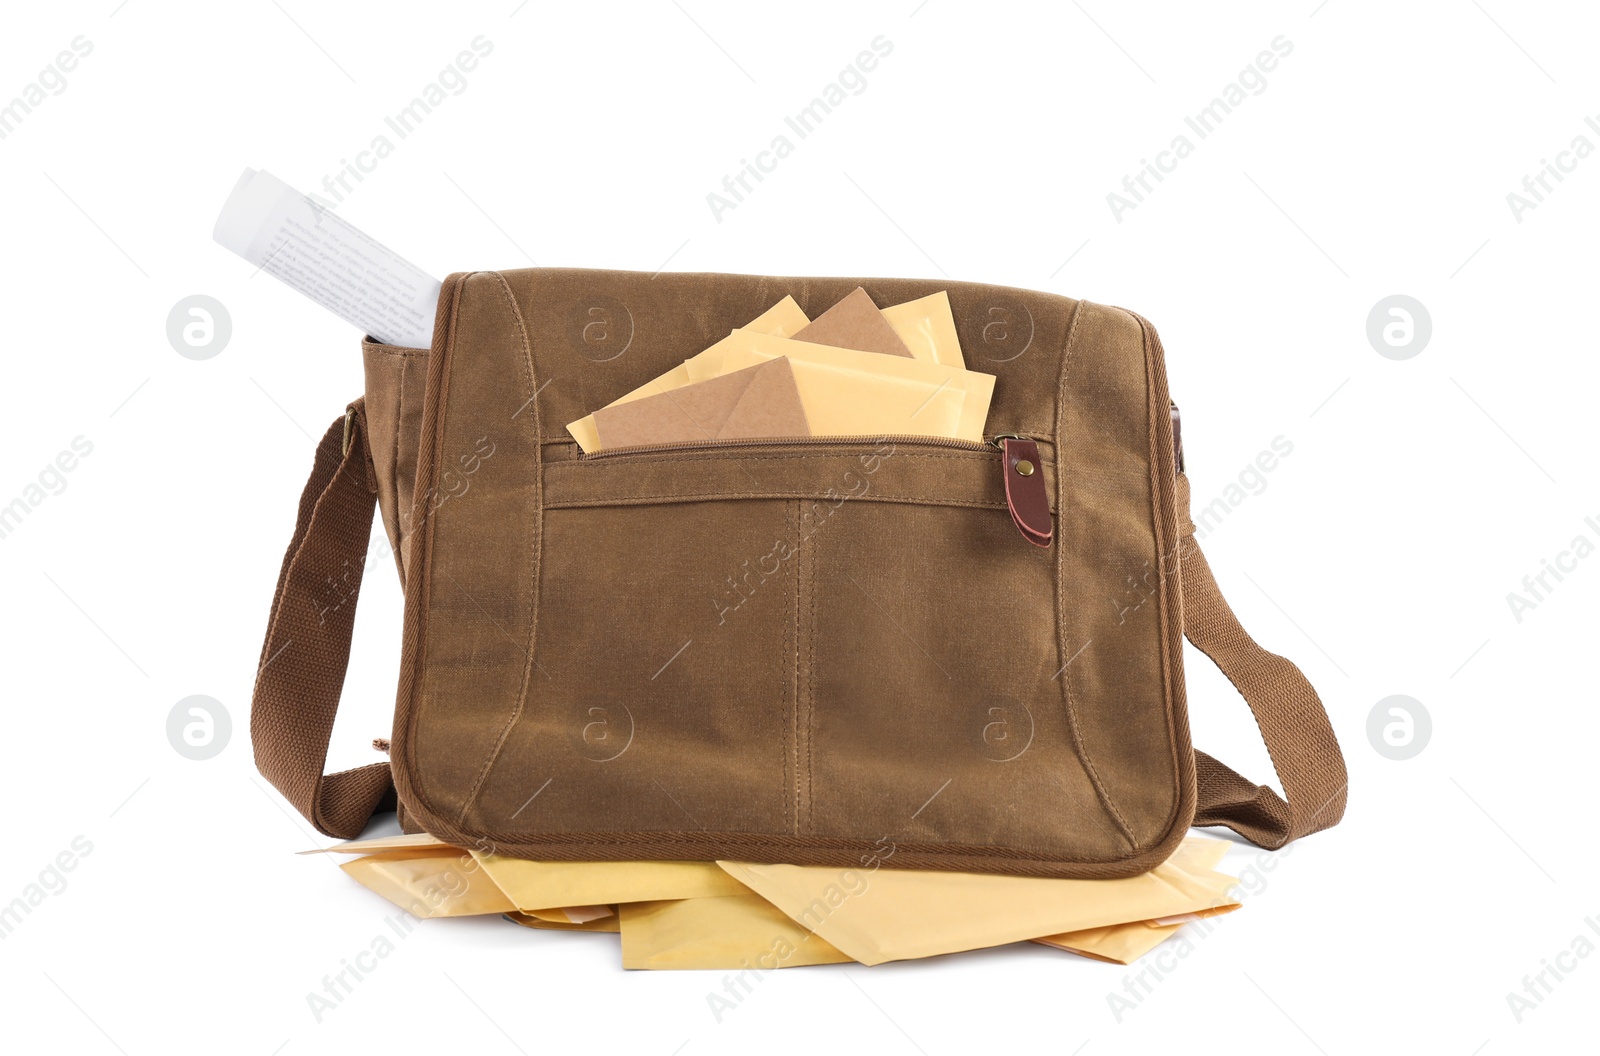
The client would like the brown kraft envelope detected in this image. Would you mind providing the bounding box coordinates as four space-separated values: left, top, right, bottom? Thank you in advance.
792 287 913 358
591 358 809 450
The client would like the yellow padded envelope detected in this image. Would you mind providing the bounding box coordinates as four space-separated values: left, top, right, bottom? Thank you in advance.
518 904 614 924
1032 838 1236 964
505 910 621 934
881 291 965 369
468 854 748 911
339 849 517 918
1033 920 1186 964
717 837 1239 966
619 893 852 970
686 330 993 443
304 832 454 856
780 358 968 440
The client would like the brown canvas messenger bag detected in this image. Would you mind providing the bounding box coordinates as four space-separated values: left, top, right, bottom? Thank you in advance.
251 268 1348 879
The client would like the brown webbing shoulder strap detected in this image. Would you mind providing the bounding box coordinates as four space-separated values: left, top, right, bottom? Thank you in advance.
249 413 1348 850
252 403 394 839
1177 474 1348 848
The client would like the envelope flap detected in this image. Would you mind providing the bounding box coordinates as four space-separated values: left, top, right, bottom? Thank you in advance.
716 358 809 438
592 358 809 449
791 286 913 358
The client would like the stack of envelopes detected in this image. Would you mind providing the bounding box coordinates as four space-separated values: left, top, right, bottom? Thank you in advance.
312 833 1242 969
566 288 993 453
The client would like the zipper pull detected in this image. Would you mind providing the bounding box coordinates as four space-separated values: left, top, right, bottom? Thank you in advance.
994 436 1052 548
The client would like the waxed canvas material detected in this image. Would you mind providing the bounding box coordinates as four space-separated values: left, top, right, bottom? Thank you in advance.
373 269 1195 879
361 340 427 586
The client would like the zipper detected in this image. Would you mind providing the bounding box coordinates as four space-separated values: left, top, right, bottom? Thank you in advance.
576 433 1031 459
572 432 1053 548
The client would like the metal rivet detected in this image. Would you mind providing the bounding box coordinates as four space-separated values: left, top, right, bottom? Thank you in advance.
1015 459 1035 476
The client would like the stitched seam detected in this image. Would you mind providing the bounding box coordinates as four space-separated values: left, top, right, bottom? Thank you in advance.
783 501 793 833
394 272 471 831
805 500 817 837
455 272 542 826
1054 301 1138 851
1129 309 1192 851
392 353 407 544
402 827 1157 864
794 500 804 834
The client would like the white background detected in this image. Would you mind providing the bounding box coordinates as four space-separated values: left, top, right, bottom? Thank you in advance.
1 1 1596 1052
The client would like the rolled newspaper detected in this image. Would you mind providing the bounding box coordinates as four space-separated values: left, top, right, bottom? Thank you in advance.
213 168 441 348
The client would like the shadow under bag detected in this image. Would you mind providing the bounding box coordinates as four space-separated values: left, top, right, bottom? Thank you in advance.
251 269 1348 878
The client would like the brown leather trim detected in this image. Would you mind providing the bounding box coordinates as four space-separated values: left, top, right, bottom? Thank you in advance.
1001 438 1052 546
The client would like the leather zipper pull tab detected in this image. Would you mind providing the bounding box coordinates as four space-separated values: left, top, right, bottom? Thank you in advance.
999 437 1052 548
